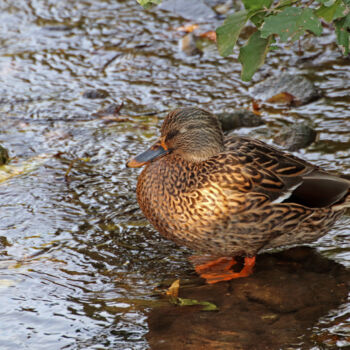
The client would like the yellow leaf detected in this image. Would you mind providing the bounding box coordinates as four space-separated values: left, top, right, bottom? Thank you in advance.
267 92 295 105
166 279 180 298
176 24 199 33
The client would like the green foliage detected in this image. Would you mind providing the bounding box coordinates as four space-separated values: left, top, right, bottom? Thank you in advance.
238 30 272 81
261 7 322 41
335 13 350 54
137 0 350 80
216 11 249 56
316 0 347 22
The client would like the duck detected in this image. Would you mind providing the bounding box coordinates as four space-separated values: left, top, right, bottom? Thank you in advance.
126 107 350 284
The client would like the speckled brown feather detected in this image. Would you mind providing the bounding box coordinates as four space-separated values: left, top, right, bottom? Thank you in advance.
132 108 350 258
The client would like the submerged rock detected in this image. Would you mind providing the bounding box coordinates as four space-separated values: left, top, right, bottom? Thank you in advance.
82 89 109 99
0 145 9 165
217 110 264 131
147 247 349 350
250 73 320 106
274 123 317 151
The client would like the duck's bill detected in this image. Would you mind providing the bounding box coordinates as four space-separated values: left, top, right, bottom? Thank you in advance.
126 141 169 168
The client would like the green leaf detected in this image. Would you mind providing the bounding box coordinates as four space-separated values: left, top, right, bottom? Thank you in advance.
242 0 273 11
335 14 350 54
239 31 272 81
250 11 267 27
316 0 347 22
176 298 219 311
216 10 249 56
261 7 323 42
137 0 161 9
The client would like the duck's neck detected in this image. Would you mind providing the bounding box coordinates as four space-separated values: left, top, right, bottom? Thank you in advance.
179 143 225 162
175 132 225 162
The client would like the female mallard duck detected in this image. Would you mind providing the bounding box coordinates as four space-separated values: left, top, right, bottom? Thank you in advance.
127 107 350 283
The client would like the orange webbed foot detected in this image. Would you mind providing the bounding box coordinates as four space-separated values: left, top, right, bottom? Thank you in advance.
190 256 256 284
190 256 237 274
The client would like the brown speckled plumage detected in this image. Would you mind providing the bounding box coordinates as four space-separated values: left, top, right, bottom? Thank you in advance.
127 107 350 280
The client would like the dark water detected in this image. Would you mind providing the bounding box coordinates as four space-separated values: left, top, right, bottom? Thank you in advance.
0 0 349 349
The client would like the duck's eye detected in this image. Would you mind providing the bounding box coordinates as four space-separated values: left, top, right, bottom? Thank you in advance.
165 129 179 142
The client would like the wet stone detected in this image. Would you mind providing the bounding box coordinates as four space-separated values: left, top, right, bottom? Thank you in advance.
147 247 350 350
92 103 123 118
274 123 317 151
250 73 320 106
82 89 110 99
43 26 72 32
216 110 264 132
0 236 11 250
213 1 232 15
0 145 9 165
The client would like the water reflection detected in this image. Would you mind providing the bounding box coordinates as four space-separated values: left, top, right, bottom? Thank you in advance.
147 248 350 350
0 0 349 349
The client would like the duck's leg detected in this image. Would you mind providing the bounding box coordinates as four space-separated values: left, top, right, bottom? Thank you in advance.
189 255 237 275
200 256 256 284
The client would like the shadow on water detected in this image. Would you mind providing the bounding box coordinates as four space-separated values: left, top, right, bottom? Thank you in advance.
148 247 350 350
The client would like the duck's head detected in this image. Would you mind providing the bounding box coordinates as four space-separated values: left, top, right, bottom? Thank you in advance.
126 107 224 168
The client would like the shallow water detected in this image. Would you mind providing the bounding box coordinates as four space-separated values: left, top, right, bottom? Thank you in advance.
0 0 349 349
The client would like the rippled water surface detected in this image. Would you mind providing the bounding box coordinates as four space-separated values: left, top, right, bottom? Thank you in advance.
0 1 349 349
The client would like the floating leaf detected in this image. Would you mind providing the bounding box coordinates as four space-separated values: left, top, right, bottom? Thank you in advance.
216 10 248 56
239 30 272 81
261 7 322 42
176 297 219 311
166 283 218 311
166 279 180 298
267 91 296 104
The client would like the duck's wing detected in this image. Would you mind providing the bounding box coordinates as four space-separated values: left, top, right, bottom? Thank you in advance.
224 136 350 209
288 172 350 208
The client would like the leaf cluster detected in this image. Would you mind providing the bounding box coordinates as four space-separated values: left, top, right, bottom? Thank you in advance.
217 0 350 80
138 0 350 80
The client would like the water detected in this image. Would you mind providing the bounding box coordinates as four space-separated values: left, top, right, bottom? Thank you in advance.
0 0 349 349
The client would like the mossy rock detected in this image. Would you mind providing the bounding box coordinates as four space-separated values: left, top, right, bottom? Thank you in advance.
0 145 9 165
